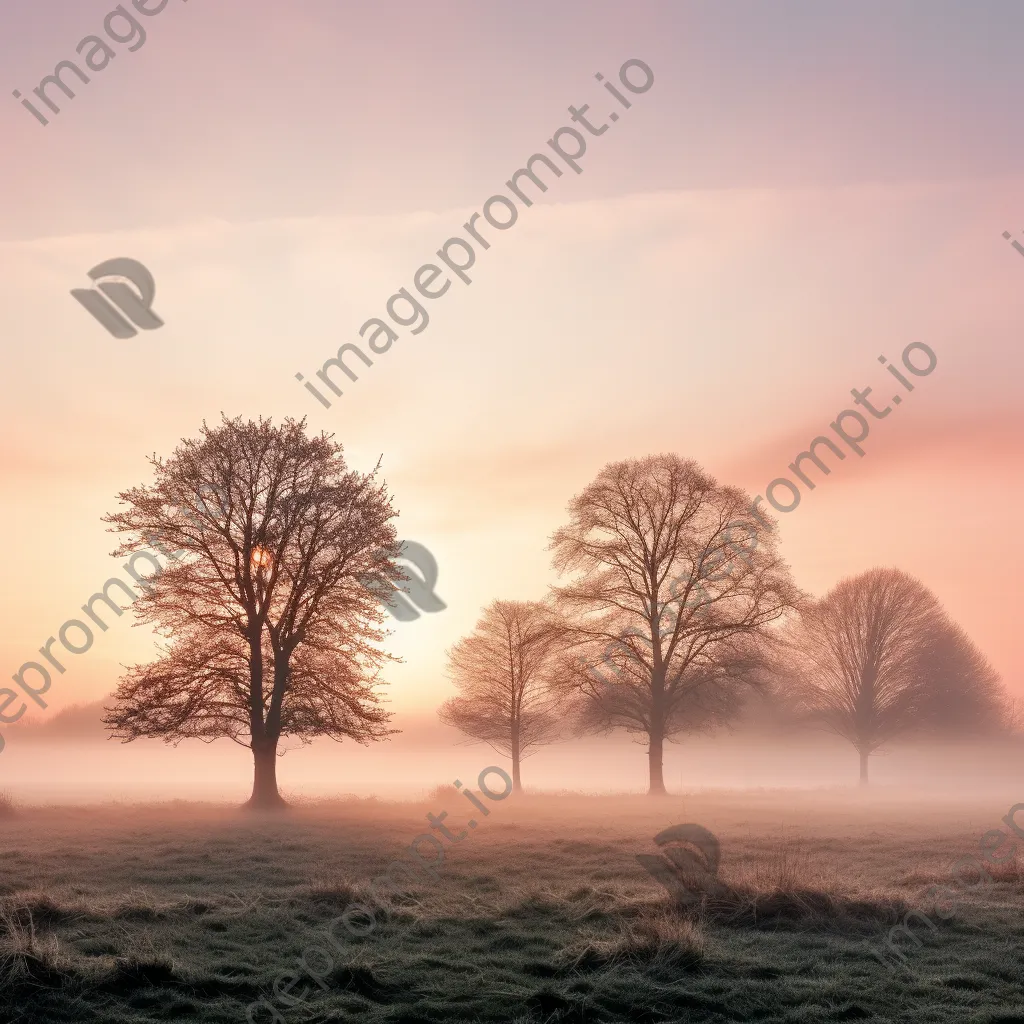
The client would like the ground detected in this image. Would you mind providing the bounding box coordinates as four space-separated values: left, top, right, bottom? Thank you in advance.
1 789 1022 1023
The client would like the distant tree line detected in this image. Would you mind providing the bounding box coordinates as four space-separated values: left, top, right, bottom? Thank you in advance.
99 420 1012 804
441 454 1012 791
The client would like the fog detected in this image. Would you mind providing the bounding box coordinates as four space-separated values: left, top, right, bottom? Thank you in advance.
5 727 1021 806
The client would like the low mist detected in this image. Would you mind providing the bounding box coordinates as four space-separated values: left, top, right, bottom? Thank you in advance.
5 702 1022 805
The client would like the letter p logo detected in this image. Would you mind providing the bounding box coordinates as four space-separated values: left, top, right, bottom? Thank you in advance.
71 258 164 339
360 540 447 622
636 823 724 907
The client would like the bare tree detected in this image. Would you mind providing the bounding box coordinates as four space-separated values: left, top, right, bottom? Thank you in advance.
786 567 1006 784
109 619 392 756
559 629 774 745
103 415 403 808
439 600 565 792
550 454 799 795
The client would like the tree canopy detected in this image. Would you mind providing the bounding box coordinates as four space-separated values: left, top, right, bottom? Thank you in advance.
103 415 402 807
550 454 800 794
440 599 565 792
787 567 1010 783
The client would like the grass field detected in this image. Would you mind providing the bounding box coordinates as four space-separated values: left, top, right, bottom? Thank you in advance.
1 789 1022 1024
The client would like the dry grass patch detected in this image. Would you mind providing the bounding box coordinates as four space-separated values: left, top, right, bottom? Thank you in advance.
557 911 707 973
652 840 909 931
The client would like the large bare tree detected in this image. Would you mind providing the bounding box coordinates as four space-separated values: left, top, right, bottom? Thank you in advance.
550 454 799 795
103 416 403 808
439 600 564 792
788 567 1008 784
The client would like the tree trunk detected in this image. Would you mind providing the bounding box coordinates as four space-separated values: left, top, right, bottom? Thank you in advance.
511 722 522 794
246 738 287 809
859 748 869 786
648 729 667 795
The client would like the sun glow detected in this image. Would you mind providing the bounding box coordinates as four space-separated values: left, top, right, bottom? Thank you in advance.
250 546 273 570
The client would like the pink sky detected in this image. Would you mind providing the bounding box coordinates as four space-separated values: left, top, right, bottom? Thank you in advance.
0 0 1022 736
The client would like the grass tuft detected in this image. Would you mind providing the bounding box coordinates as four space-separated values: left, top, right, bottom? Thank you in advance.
427 783 461 804
558 912 706 973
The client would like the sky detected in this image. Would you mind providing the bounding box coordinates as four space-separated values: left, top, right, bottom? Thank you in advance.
0 0 1022 754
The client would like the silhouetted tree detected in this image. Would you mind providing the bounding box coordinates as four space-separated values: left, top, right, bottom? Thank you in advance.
550 454 799 795
103 416 402 808
910 619 1009 736
558 629 774 752
439 600 564 792
787 567 1007 784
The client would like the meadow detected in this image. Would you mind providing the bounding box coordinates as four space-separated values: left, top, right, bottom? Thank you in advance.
1 789 1022 1024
